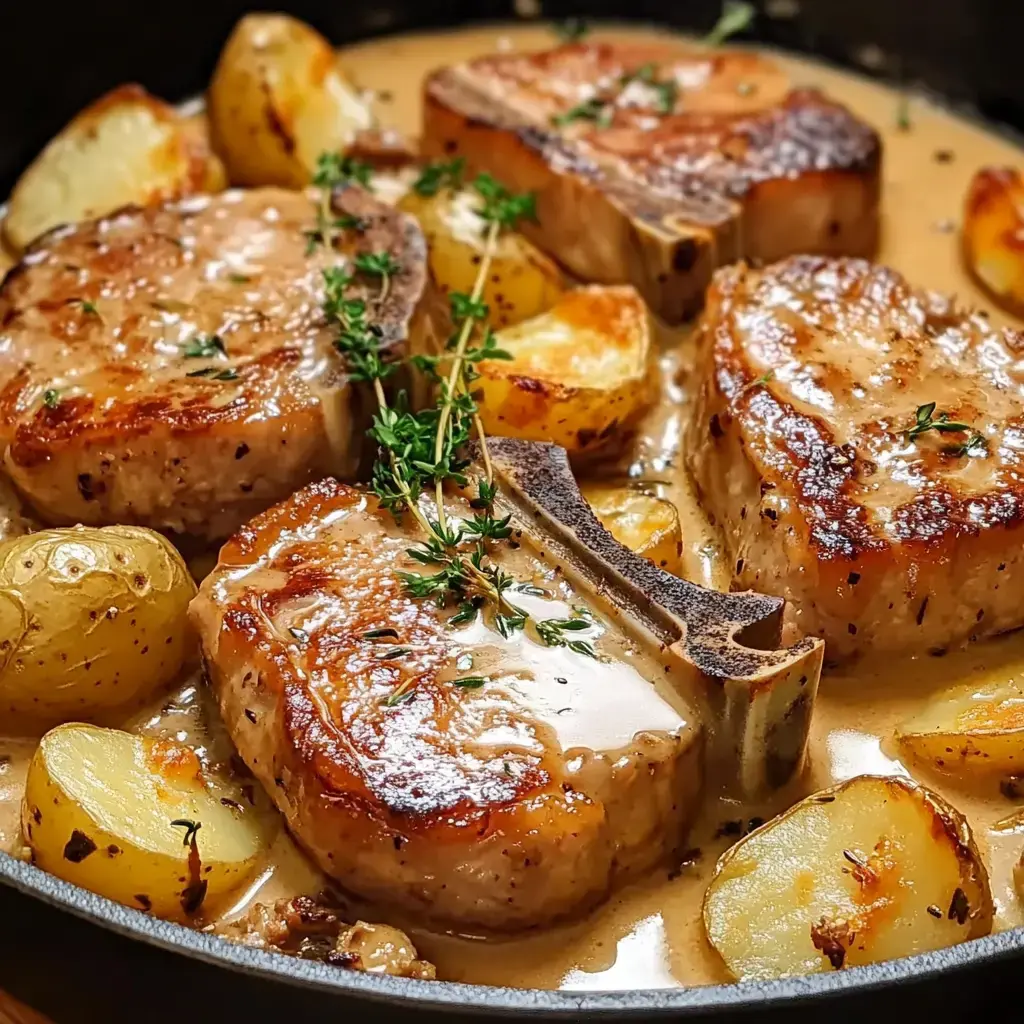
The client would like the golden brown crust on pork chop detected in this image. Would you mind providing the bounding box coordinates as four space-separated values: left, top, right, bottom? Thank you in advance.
686 255 1024 662
424 43 880 322
0 187 429 539
191 478 702 930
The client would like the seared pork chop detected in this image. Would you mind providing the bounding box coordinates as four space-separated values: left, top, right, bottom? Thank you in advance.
424 43 880 322
686 255 1024 662
0 187 428 539
191 478 703 930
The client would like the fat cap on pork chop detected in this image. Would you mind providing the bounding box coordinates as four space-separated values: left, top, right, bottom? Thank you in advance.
424 42 880 322
190 477 703 931
0 186 430 539
687 255 1024 663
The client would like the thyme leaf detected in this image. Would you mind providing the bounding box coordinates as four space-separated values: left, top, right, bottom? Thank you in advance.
703 1 756 46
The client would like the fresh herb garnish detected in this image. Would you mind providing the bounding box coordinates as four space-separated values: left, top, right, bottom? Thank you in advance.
186 366 239 381
312 152 374 191
453 676 487 688
354 251 402 302
554 17 589 42
553 97 613 128
536 616 597 658
896 94 912 131
170 819 202 847
305 153 374 253
376 647 413 660
362 627 400 640
182 334 227 359
42 388 61 409
413 157 466 197
315 155 596 697
702 1 756 46
906 402 987 457
75 299 100 316
228 273 252 284
907 402 971 439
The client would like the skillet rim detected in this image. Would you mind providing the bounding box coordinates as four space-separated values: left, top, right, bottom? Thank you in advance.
3 849 1024 1015
3 13 1024 1017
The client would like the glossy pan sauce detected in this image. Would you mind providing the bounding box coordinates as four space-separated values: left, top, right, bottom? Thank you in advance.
3 19 1024 992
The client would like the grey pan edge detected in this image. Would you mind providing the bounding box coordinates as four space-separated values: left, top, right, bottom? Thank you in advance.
3 849 1024 1017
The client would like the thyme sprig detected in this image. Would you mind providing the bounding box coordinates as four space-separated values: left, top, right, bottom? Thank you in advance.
703 1 756 47
306 153 374 254
319 157 598 704
906 402 988 457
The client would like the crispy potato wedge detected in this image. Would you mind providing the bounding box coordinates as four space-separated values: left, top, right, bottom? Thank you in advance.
0 526 196 724
895 678 1024 777
4 85 222 253
582 486 683 574
476 286 657 459
207 13 373 188
963 167 1024 316
22 723 273 921
703 775 992 981
398 186 565 328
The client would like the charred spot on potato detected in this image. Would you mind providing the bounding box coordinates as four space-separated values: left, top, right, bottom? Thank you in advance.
810 916 852 970
134 893 152 911
63 829 97 862
948 886 969 924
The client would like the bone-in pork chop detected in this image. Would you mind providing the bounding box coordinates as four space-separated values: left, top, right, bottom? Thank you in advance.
423 43 880 322
687 255 1024 663
0 187 427 539
190 478 703 930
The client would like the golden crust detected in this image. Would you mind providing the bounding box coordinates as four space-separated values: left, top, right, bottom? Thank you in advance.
423 43 881 322
0 187 427 538
686 255 1024 661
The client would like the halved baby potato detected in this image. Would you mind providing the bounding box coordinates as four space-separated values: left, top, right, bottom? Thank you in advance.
207 13 373 188
398 186 565 328
895 678 1024 777
0 525 197 724
476 286 657 459
962 167 1024 316
582 485 683 574
4 85 223 253
22 723 273 921
703 775 992 981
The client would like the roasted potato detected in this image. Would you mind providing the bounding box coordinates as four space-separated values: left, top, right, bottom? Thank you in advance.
703 775 992 981
582 485 683 574
895 678 1024 777
963 167 1024 316
398 186 565 328
0 526 196 724
475 286 657 459
207 13 373 188
4 85 223 253
23 723 272 920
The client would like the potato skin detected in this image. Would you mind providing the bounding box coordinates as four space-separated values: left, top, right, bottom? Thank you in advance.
0 526 196 724
962 167 1024 317
398 187 564 328
207 13 373 187
895 678 1024 777
22 724 270 921
703 775 992 981
4 84 221 253
477 286 657 459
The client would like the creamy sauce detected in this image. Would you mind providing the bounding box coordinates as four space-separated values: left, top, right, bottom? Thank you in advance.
3 16 1024 994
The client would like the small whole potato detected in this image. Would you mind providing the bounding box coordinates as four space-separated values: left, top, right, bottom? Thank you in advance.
0 525 196 723
208 13 373 188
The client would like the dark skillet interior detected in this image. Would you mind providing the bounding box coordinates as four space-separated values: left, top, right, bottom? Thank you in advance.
1 1 1024 1021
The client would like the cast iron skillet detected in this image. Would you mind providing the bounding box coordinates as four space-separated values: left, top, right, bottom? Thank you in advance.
2 1 1024 1020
